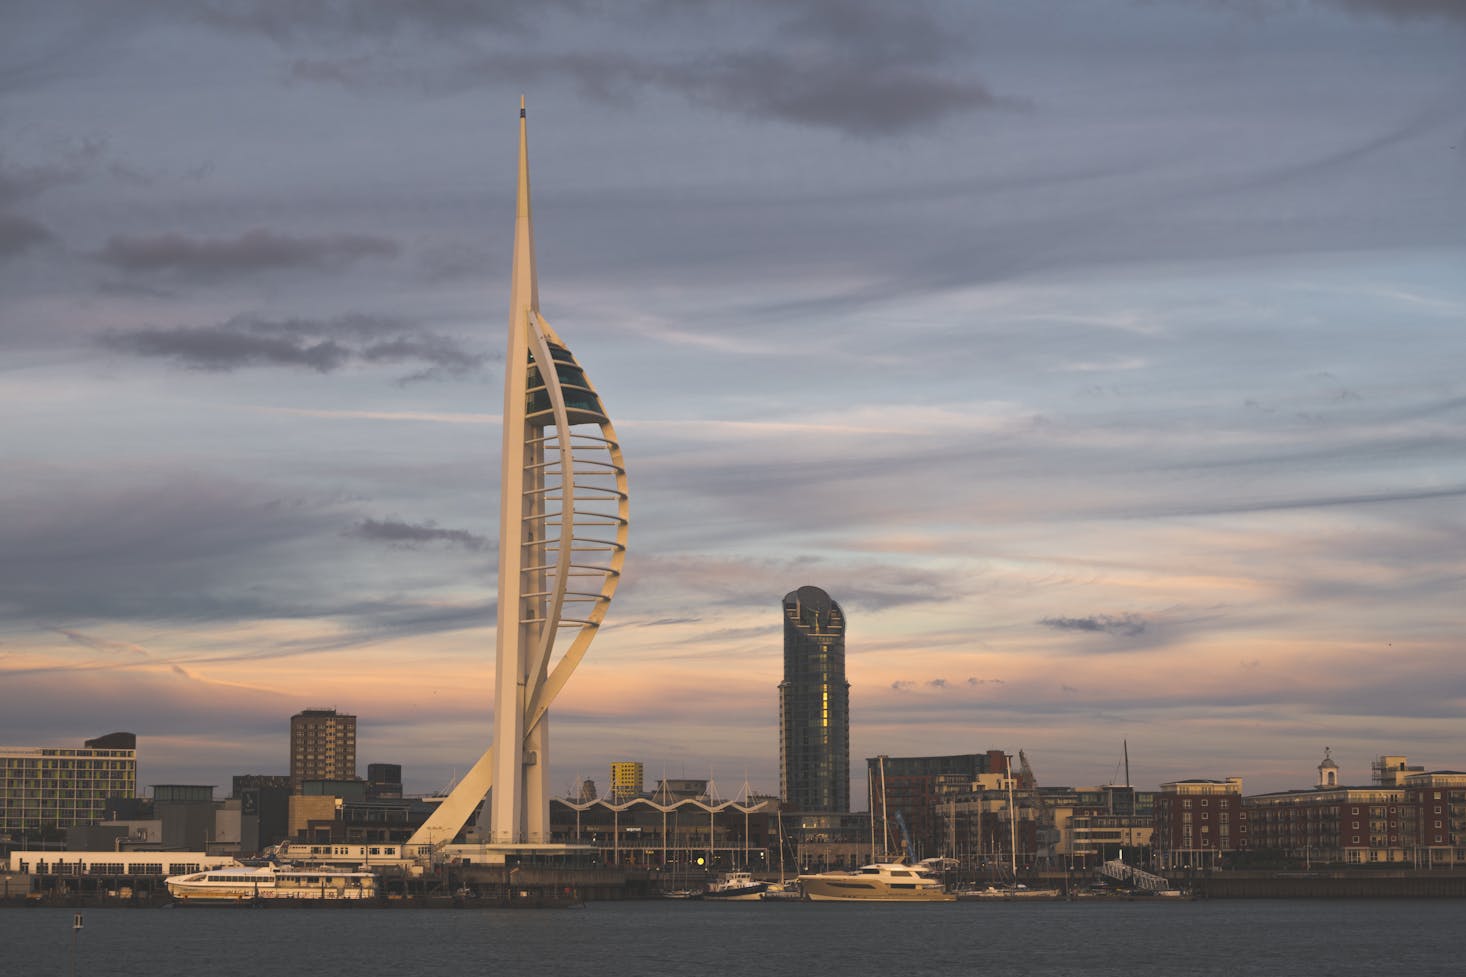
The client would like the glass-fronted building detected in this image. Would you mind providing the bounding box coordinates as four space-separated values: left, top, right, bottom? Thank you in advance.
0 733 138 834
780 586 850 813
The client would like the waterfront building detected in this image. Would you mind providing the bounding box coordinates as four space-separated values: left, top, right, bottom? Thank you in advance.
867 751 1009 860
289 708 357 791
1151 777 1246 869
231 775 291 854
939 770 1043 871
0 733 137 838
153 784 217 851
1372 754 1426 786
1241 751 1406 866
654 779 709 801
1246 783 1408 865
610 761 644 800
550 794 776 871
1404 771 1466 865
404 101 628 857
367 763 403 800
780 586 850 813
1040 785 1156 865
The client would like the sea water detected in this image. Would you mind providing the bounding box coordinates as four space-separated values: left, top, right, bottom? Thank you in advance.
4 899 1464 976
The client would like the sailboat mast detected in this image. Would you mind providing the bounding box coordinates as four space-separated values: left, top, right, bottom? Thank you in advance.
1007 754 1017 879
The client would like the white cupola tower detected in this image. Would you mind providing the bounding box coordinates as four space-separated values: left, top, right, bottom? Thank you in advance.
1317 747 1339 788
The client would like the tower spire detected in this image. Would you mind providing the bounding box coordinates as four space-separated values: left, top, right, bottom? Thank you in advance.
511 95 539 319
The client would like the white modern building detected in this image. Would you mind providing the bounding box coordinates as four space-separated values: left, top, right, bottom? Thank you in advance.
1 734 137 835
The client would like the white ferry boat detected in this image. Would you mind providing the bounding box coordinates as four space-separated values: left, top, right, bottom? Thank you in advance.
165 864 377 902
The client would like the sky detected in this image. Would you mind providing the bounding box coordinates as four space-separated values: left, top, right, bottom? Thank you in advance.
2 0 1464 802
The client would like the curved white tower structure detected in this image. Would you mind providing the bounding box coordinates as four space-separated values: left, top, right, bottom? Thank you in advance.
408 100 628 851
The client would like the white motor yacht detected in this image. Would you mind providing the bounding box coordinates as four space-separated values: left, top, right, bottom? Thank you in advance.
798 861 956 902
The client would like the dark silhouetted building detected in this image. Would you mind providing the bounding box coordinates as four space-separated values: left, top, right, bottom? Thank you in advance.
367 763 403 800
780 586 850 813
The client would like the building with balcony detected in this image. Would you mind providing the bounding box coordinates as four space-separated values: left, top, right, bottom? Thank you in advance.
0 733 137 840
1152 777 1246 869
1405 771 1466 866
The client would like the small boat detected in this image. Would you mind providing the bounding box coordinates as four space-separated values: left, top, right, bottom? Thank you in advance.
165 864 377 902
702 870 769 901
658 888 702 900
798 862 956 902
957 884 1061 900
760 881 803 902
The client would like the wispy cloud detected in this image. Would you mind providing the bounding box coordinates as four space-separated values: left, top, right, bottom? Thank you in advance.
345 517 489 551
1040 614 1149 638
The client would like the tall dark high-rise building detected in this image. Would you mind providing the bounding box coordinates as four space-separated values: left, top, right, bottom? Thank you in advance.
289 708 356 792
780 586 851 812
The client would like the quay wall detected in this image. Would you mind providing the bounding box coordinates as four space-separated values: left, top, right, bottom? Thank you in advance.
1186 871 1466 899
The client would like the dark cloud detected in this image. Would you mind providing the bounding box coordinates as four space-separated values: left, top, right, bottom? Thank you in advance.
269 0 1008 135
890 680 916 691
345 517 489 551
926 678 948 689
98 313 487 378
100 324 350 372
1325 0 1466 21
668 54 1007 137
95 227 399 278
1040 614 1149 638
0 212 52 258
184 0 551 41
967 677 1006 686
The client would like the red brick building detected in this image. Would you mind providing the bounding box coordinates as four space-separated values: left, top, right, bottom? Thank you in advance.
1405 771 1466 866
1152 778 1245 869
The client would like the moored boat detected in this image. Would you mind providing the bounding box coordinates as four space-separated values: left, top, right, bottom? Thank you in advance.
798 862 955 902
957 884 1062 900
702 870 769 901
165 864 377 902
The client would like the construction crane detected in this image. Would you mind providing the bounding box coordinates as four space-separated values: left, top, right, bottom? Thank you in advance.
1017 750 1055 863
1017 750 1037 789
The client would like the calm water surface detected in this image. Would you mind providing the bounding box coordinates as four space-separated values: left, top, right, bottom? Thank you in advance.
5 900 1465 976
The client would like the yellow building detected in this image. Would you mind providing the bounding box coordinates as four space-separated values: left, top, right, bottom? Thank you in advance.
610 762 644 800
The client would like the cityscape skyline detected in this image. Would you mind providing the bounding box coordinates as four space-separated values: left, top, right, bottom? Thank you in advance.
3 1 1465 798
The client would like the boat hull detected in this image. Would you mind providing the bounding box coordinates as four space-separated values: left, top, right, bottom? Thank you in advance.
701 871 769 901
801 880 955 902
165 867 376 902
